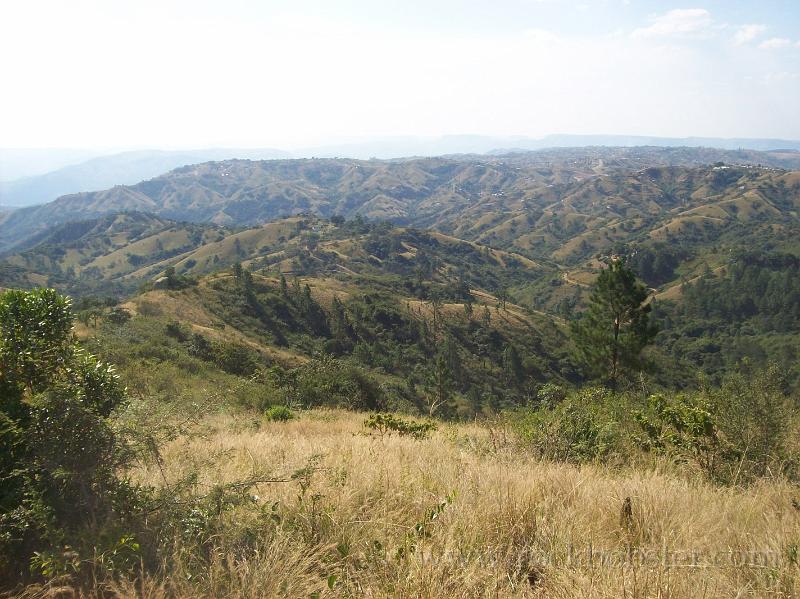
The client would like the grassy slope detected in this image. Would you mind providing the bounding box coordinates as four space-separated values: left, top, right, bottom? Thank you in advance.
115 409 800 598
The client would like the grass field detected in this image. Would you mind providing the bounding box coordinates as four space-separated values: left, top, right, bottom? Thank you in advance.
97 410 800 598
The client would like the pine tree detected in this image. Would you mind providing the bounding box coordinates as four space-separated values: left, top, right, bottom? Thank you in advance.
502 343 524 386
571 259 658 388
426 351 453 417
280 273 288 297
463 300 474 320
232 261 243 280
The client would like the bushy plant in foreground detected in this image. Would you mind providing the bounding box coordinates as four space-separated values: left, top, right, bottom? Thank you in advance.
510 366 799 484
511 387 621 463
0 289 141 586
634 364 798 484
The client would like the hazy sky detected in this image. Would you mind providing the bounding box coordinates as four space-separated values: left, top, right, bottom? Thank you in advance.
2 0 799 148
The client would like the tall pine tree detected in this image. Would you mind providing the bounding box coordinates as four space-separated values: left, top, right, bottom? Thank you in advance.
571 259 658 388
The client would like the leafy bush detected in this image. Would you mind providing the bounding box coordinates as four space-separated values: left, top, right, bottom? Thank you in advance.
279 354 387 411
0 289 140 586
363 412 437 440
634 392 721 476
105 306 132 325
537 383 566 407
265 405 295 422
635 364 798 484
511 387 621 463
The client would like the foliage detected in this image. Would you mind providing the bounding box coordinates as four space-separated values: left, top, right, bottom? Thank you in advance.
536 382 566 407
634 392 721 477
276 355 387 411
655 252 800 386
511 387 621 463
363 412 437 440
264 405 295 422
510 364 799 485
0 289 139 586
571 259 658 387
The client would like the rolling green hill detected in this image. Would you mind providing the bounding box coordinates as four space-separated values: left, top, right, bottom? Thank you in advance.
72 230 571 417
2 146 799 255
2 147 799 389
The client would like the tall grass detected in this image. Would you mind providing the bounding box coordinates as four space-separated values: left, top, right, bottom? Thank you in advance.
90 410 800 598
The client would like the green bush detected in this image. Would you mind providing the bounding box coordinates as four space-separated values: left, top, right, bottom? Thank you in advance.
635 365 798 484
279 354 387 411
634 392 720 476
0 289 140 586
264 405 295 422
511 387 621 463
537 382 566 407
364 412 437 440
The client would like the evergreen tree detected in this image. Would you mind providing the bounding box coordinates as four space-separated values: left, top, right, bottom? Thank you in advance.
442 333 463 384
425 352 453 417
232 261 243 280
164 265 178 288
463 298 474 319
502 343 524 386
279 273 288 296
571 259 658 388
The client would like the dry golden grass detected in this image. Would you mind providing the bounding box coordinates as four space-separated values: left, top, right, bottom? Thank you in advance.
111 410 800 599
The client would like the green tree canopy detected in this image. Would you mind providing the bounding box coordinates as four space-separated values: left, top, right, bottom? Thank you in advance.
0 288 132 584
570 259 658 388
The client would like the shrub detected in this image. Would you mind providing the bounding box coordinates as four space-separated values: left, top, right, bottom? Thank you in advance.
634 392 720 476
511 387 620 463
710 364 796 483
106 306 132 325
364 412 437 440
264 405 295 422
214 341 261 376
0 289 140 587
635 365 798 484
537 383 566 407
280 354 386 411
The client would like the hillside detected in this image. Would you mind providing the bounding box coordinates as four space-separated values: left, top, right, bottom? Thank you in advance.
0 213 549 296
0 148 291 207
2 146 799 388
2 146 800 254
77 245 569 420
0 212 228 295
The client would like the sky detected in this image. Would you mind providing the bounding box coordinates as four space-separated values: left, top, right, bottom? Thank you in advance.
1 0 799 149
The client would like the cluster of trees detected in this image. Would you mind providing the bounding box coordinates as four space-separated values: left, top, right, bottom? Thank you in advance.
677 252 800 332
197 261 568 416
651 251 800 385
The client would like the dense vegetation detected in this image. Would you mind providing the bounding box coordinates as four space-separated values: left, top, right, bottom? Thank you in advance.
653 251 800 385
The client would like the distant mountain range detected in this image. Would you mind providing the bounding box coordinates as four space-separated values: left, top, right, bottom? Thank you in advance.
2 146 798 271
3 135 800 207
0 148 290 208
300 134 800 159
